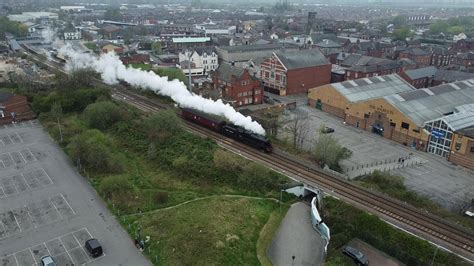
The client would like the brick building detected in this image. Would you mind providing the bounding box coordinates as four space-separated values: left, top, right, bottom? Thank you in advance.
213 63 263 107
0 92 35 125
400 66 437 89
429 46 455 67
399 48 431 67
448 122 474 170
451 38 474 53
337 53 403 80
452 52 474 69
308 75 474 166
260 49 331 96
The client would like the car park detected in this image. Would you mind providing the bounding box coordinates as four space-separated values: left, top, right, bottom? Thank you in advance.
343 246 369 265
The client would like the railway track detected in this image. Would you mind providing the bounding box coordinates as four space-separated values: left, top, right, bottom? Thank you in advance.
22 47 474 261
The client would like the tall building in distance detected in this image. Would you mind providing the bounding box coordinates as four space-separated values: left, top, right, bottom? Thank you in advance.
306 11 317 35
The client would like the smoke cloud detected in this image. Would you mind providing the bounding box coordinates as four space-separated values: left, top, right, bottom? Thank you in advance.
60 46 266 135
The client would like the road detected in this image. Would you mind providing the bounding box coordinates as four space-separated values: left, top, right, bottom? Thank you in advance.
268 202 325 266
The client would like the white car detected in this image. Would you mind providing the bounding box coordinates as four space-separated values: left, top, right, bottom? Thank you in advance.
41 256 56 266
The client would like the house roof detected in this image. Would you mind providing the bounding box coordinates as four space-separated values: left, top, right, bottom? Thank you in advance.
433 70 474 83
274 49 328 70
172 37 211 43
330 74 415 103
404 48 431 56
384 79 474 126
404 66 438 80
315 39 341 48
216 62 245 83
0 91 13 103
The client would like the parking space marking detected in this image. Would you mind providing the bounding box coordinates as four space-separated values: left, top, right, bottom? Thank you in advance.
11 209 22 232
13 253 19 266
50 199 63 220
5 228 98 266
28 248 37 264
60 193 76 215
24 206 36 229
0 169 54 199
18 152 27 165
41 168 54 185
58 237 75 263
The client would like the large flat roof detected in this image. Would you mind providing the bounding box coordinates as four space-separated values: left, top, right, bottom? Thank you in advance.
385 79 474 126
330 74 415 103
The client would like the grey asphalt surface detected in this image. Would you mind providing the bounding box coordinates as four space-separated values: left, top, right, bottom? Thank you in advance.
0 120 151 266
268 202 325 266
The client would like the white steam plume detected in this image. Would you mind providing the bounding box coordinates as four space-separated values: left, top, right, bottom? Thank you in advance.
59 46 266 135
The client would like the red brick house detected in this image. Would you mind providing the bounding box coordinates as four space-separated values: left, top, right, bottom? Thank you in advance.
398 48 431 67
260 49 331 96
213 63 263 107
0 92 35 125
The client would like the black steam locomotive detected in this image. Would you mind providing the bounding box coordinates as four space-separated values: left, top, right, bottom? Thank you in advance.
181 108 272 153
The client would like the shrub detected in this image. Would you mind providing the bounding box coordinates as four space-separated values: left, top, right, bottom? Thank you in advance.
83 101 123 130
144 110 183 144
67 129 123 173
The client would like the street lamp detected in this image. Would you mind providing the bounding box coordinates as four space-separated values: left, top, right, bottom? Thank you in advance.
185 49 193 92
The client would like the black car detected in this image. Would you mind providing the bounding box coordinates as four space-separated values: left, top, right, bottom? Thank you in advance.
321 126 335 134
85 238 103 258
342 246 369 265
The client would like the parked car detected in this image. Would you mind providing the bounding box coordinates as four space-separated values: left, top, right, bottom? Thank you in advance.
342 246 369 265
85 238 103 258
321 126 335 134
41 256 56 266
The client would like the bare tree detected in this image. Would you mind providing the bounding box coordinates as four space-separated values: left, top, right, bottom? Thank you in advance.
284 110 311 150
50 102 63 142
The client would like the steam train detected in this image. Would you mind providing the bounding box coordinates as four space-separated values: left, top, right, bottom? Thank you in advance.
181 108 273 153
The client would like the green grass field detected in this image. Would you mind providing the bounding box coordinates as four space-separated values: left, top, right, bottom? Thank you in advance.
122 197 280 265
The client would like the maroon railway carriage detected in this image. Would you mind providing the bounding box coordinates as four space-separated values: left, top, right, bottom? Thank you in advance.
181 108 226 132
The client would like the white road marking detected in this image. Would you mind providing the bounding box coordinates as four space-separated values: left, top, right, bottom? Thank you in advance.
41 168 54 185
11 209 22 232
60 193 76 215
50 198 63 220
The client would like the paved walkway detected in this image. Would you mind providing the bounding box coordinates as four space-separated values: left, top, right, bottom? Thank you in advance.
268 202 325 266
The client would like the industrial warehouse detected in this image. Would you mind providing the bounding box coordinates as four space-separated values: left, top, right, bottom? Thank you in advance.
308 75 474 170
